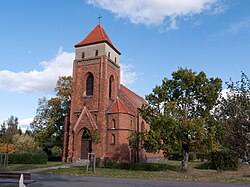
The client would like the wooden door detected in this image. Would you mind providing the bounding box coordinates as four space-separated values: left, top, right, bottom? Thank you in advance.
81 139 90 159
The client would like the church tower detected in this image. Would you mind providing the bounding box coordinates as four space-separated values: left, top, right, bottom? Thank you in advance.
67 24 121 162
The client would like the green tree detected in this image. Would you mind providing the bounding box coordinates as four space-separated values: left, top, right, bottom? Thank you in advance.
216 72 250 162
131 68 222 171
31 76 72 152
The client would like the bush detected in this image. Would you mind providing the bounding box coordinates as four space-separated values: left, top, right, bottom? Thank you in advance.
189 152 197 161
104 159 171 171
9 152 48 164
196 153 208 161
168 152 183 161
104 158 117 168
210 150 239 170
51 146 62 157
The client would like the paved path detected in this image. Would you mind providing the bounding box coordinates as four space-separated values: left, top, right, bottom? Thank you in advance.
28 174 249 187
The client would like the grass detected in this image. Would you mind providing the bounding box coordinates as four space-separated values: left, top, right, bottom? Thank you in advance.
0 161 65 171
37 160 250 185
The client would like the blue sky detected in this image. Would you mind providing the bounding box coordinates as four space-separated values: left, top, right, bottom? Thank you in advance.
0 0 250 130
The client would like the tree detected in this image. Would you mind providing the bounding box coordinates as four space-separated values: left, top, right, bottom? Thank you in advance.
13 134 42 153
31 76 72 152
0 116 19 153
216 72 250 162
132 68 222 171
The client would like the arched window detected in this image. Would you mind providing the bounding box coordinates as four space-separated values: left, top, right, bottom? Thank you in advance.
86 73 94 96
109 75 114 98
112 119 116 129
111 134 115 145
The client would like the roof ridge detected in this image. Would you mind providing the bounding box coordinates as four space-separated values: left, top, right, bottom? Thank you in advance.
98 24 105 41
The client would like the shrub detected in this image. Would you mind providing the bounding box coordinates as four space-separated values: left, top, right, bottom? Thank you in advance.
13 134 42 153
168 152 183 161
104 159 171 171
210 150 239 170
104 158 117 168
189 152 197 161
9 152 48 164
51 146 62 157
196 153 208 161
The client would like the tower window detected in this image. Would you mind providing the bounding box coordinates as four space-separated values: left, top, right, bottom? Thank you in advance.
82 52 85 59
111 134 115 145
95 50 98 57
112 119 116 129
108 52 111 58
115 57 117 63
109 75 114 98
130 120 133 130
86 73 94 96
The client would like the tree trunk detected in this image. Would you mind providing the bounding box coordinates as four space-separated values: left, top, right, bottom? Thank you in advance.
179 150 189 172
179 141 190 172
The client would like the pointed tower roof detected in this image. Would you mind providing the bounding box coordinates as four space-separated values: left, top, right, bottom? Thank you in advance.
75 24 121 54
108 97 131 114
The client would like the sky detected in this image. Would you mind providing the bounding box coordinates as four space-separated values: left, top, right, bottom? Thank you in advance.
0 0 250 131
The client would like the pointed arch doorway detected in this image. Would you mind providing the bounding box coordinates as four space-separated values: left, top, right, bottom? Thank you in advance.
81 128 92 159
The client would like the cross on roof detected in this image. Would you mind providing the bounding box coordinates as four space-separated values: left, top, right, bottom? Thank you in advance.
97 15 102 24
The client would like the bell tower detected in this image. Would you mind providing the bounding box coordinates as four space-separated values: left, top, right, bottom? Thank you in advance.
67 24 121 162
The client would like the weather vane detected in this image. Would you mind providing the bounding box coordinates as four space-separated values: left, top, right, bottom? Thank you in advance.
97 15 102 24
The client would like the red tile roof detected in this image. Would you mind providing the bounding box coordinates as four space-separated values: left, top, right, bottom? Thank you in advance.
120 84 147 108
108 97 131 114
75 24 121 54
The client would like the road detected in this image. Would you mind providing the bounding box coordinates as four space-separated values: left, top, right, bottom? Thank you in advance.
29 174 250 187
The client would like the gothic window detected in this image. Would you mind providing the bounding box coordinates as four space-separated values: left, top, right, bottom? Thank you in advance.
95 50 98 57
111 134 115 145
109 75 114 98
86 73 94 96
82 52 85 59
108 52 111 58
112 119 116 129
115 57 117 63
130 120 133 130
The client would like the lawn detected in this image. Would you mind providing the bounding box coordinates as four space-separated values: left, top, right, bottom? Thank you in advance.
0 161 65 171
37 160 250 185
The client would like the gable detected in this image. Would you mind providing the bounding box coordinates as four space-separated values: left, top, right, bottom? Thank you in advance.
73 106 98 133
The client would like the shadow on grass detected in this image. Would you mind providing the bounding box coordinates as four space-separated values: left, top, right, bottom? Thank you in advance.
194 162 213 170
104 162 179 172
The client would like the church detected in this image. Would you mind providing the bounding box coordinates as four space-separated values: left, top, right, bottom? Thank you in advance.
62 23 161 163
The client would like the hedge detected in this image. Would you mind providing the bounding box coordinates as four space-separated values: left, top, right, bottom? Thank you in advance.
9 152 48 164
104 158 172 171
210 150 239 170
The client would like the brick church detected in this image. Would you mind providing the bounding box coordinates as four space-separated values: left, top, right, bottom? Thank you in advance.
63 23 161 163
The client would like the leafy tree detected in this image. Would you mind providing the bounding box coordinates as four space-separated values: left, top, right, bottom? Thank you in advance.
13 134 42 153
216 72 250 162
31 76 72 152
131 68 222 171
0 116 19 152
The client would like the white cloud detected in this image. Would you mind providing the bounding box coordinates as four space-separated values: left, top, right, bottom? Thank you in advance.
86 0 222 29
0 47 75 93
18 118 33 132
0 47 139 93
120 63 139 85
